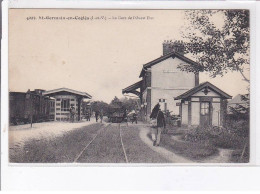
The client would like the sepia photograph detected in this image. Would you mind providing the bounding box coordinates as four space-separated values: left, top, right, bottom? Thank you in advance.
8 9 250 164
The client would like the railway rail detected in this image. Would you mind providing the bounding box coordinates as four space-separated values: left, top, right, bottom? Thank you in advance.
73 122 129 163
119 123 129 163
73 123 110 163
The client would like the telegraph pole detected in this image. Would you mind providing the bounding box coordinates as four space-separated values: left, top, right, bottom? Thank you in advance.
26 90 33 128
30 93 33 128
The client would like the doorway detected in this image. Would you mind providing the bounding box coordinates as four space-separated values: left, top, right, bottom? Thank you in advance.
200 102 211 127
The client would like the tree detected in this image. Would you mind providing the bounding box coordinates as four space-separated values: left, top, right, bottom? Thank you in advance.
178 10 249 83
90 101 110 115
120 97 140 112
110 96 121 106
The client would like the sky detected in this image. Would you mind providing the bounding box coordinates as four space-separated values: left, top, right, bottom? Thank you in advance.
9 9 250 103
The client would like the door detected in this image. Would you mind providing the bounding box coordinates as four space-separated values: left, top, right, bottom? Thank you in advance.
200 102 211 127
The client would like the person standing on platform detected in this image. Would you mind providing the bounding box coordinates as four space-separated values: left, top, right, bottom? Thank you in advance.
150 103 166 146
123 109 128 126
70 106 76 123
100 110 103 123
86 111 90 121
95 111 99 122
132 112 137 124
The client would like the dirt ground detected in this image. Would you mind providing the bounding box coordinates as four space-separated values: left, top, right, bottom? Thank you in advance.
9 120 97 148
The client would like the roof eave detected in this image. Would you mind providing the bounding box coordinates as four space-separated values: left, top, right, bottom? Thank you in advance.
174 82 232 100
43 88 92 99
138 51 199 78
122 80 142 93
139 69 145 78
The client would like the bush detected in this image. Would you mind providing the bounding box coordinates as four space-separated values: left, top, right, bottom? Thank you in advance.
148 132 218 160
181 126 219 143
225 119 249 137
211 132 246 149
181 124 249 150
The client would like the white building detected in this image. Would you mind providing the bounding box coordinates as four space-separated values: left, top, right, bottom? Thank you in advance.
175 82 231 127
43 88 92 121
123 46 231 127
123 51 198 120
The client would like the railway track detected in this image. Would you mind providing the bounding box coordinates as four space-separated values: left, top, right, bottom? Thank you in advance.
74 122 129 163
73 123 111 163
119 123 129 163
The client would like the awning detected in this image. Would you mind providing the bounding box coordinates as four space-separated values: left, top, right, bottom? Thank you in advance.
122 80 142 97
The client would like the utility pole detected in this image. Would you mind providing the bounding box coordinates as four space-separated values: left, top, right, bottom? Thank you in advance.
26 90 33 128
30 93 33 128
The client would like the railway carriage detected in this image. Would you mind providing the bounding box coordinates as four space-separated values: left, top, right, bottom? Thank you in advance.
108 102 127 123
9 89 55 125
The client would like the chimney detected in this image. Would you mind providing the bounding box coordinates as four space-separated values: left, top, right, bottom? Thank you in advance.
163 42 173 55
163 40 186 55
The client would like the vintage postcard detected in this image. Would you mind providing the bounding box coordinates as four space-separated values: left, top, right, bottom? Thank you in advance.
8 8 250 164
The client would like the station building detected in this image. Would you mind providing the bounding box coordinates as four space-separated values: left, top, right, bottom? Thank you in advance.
175 82 231 127
122 44 231 127
43 88 92 121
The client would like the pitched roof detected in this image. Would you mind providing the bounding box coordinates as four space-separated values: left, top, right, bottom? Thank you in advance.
43 88 92 98
174 82 232 100
139 51 198 77
122 80 142 94
228 94 247 104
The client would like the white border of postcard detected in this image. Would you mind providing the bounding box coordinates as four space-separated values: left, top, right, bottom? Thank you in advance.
1 0 260 190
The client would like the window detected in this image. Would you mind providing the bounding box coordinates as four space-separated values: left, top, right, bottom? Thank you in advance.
61 99 70 111
159 99 165 102
213 98 220 102
201 102 209 115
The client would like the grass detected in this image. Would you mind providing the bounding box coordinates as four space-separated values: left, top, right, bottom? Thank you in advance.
230 147 249 163
9 123 104 163
177 124 250 163
211 132 248 149
10 120 247 163
77 124 125 163
147 132 218 161
10 122 171 163
121 125 171 163
180 127 249 150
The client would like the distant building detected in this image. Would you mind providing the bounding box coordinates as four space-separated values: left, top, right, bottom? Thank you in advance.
43 88 92 121
123 44 231 127
228 94 249 114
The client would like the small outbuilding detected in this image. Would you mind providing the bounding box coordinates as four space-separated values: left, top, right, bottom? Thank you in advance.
43 88 92 121
175 82 232 128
